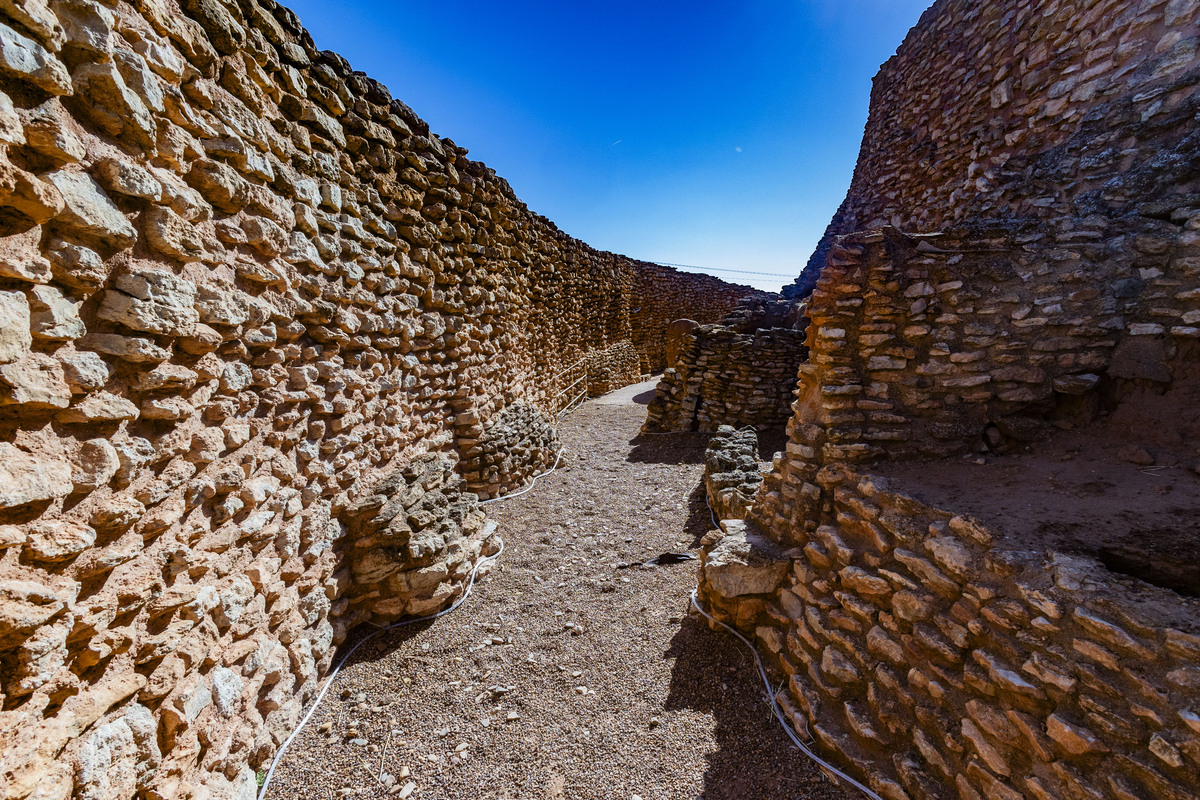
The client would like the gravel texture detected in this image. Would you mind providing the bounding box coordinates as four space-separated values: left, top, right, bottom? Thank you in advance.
265 380 851 800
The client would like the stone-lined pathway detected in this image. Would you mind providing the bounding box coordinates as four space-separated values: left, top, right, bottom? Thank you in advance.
266 380 850 800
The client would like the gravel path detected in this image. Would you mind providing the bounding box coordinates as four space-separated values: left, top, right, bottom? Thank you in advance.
266 380 851 800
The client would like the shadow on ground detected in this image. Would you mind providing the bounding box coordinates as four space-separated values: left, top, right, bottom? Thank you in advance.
664 616 850 800
626 431 713 465
633 388 656 405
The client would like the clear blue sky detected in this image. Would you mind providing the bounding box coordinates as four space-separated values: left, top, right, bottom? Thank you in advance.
283 1 932 292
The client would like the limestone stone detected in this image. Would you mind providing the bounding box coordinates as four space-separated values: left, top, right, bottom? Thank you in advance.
0 290 32 363
143 205 207 262
0 250 53 283
70 61 156 148
0 89 22 145
0 580 65 649
29 285 84 341
56 392 140 423
73 439 120 491
25 518 96 561
0 22 71 95
21 99 86 164
81 333 171 363
46 239 107 292
702 520 790 597
0 353 71 408
0 162 64 224
98 266 198 335
94 158 162 201
90 495 145 533
58 349 110 392
44 171 137 248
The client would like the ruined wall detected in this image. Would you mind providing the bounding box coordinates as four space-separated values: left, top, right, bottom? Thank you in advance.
644 298 808 433
0 1 754 797
700 463 1200 800
697 1 1200 799
630 262 764 374
790 0 1200 296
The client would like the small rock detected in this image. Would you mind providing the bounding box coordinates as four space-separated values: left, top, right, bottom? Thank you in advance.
1116 445 1155 466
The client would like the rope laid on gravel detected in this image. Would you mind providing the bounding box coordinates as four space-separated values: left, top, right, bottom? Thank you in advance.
688 590 885 800
257 537 507 800
479 450 564 506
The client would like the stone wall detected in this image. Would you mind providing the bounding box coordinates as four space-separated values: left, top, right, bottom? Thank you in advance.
697 1 1200 799
644 298 808 433
700 459 1200 800
789 0 1200 297
631 262 765 374
0 1 754 797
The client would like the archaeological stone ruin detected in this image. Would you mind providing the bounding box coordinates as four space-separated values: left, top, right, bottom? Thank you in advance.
1 0 1199 798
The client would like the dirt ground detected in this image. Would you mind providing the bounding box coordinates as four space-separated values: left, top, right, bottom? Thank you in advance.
264 379 849 800
874 368 1200 598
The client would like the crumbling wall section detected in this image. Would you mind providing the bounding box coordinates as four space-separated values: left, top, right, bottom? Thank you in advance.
700 462 1200 800
0 1 754 797
644 299 808 433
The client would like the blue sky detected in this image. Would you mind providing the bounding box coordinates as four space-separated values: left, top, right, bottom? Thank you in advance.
283 1 932 291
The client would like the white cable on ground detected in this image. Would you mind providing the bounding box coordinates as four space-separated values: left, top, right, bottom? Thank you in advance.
257 536 506 799
688 589 885 800
479 449 564 505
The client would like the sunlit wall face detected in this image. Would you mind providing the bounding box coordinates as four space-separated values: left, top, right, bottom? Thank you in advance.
280 0 933 293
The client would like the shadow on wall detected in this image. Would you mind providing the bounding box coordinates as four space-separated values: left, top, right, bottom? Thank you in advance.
663 616 851 800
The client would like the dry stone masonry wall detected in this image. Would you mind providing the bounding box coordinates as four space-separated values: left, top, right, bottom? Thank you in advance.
644 298 809 433
0 1 754 798
696 0 1200 799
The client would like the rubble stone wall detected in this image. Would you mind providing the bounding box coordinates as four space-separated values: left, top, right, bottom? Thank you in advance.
790 0 1200 296
644 298 808 433
0 1 753 798
630 262 765 374
697 1 1200 799
699 464 1200 800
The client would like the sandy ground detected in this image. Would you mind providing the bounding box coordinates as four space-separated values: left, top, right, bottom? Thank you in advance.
264 379 850 800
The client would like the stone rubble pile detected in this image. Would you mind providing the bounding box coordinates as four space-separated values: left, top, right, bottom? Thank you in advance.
0 0 755 797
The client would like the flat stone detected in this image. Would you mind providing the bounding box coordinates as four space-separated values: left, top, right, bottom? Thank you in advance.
58 349 110 392
47 239 108 292
70 60 156 149
73 439 120 491
25 518 95 561
1046 713 1108 756
702 519 789 597
94 158 161 201
44 170 137 248
29 285 84 341
0 580 65 649
0 290 32 363
81 333 171 363
0 162 63 224
21 98 86 164
0 353 71 408
0 22 71 94
56 392 139 423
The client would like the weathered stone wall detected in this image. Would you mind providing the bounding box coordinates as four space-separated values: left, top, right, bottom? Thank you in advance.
700 460 1200 800
0 1 754 797
703 425 763 522
697 1 1200 799
631 262 765 374
789 0 1200 297
644 299 808 433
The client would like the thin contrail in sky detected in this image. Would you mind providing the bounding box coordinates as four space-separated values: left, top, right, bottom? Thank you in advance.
610 139 622 146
